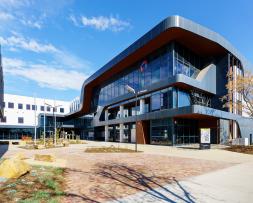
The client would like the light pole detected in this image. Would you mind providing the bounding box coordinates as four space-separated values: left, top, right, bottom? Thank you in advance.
43 100 46 146
33 95 37 145
125 85 138 152
45 102 62 146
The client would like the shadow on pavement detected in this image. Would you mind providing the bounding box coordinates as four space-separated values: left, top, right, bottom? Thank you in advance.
0 143 9 159
96 163 196 203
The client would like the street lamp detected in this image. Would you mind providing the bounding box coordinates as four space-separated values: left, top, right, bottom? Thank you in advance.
125 85 147 152
45 102 62 146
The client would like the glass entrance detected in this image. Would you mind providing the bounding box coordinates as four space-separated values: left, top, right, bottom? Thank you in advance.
174 119 199 145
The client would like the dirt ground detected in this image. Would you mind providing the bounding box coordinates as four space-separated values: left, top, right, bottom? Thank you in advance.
225 145 253 155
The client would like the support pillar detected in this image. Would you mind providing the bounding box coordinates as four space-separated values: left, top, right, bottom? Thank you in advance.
120 123 124 143
140 99 145 114
105 109 108 121
105 125 109 142
120 105 124 118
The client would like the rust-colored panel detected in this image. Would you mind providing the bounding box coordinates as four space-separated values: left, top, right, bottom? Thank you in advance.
136 120 150 144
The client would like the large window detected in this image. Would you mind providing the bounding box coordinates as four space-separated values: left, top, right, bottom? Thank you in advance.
18 117 24 124
151 93 161 111
47 106 51 112
94 42 203 109
18 103 23 109
97 44 173 106
174 43 202 78
175 119 199 144
151 119 173 145
0 116 6 123
178 90 191 107
8 102 14 109
26 104 30 110
151 88 173 111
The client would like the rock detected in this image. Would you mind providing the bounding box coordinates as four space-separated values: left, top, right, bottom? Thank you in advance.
34 145 45 149
0 158 31 179
12 153 25 160
63 140 69 147
34 154 55 162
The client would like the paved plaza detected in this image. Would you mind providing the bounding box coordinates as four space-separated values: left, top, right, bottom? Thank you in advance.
1 142 253 202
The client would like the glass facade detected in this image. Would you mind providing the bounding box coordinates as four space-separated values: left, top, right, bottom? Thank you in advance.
174 43 202 78
97 44 172 107
150 118 200 145
92 42 203 110
0 128 34 140
91 41 214 146
174 119 199 144
150 119 174 145
150 87 191 112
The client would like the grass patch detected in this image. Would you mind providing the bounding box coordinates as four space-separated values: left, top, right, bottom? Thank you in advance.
0 165 65 203
225 145 253 155
85 146 141 153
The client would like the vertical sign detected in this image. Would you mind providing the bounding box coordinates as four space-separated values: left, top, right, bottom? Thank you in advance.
200 128 211 149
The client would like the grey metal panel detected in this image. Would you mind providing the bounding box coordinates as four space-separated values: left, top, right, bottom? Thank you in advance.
93 105 253 139
0 125 34 129
68 15 251 117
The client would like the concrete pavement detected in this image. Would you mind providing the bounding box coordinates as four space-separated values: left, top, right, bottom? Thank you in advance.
108 161 253 203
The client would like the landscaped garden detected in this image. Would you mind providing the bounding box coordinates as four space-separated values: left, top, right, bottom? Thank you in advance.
0 165 65 203
225 145 253 155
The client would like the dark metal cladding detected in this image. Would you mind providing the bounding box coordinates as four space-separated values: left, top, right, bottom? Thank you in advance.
67 15 251 118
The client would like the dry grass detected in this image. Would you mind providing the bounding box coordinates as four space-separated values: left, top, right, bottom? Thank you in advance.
85 146 140 153
225 145 253 155
0 165 65 203
69 140 87 144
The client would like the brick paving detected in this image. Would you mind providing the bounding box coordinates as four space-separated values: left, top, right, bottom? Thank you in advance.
61 153 232 203
0 144 239 203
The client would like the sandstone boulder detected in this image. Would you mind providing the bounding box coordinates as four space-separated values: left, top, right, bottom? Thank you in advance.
34 154 55 162
0 158 31 179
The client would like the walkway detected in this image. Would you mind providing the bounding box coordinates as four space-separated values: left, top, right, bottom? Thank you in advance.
108 161 253 203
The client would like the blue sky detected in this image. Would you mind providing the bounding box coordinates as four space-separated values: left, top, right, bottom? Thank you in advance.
0 0 252 101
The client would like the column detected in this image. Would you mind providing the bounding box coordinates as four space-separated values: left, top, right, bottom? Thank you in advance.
105 109 108 121
120 123 124 142
120 105 124 118
105 125 109 142
140 99 145 114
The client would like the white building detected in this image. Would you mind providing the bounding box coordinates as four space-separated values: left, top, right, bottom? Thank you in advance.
70 97 80 113
0 94 70 139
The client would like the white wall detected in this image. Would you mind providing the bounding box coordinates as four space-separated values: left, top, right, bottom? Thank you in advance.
0 94 70 127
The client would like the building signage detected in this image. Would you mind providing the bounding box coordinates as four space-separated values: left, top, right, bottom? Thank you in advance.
200 128 211 149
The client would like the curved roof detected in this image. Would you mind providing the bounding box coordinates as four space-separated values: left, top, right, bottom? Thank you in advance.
67 15 251 118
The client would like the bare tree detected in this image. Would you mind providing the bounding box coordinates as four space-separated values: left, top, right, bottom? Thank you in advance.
221 69 253 117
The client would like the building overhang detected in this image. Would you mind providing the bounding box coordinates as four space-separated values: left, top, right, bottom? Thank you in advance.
66 15 250 119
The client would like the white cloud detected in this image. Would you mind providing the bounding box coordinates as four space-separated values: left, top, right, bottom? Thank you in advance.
3 57 88 90
70 15 131 32
0 0 31 9
0 34 58 53
0 34 91 70
20 19 42 29
0 12 14 21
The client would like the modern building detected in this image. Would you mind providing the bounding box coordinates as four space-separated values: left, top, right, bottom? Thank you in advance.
0 94 70 140
67 15 253 145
